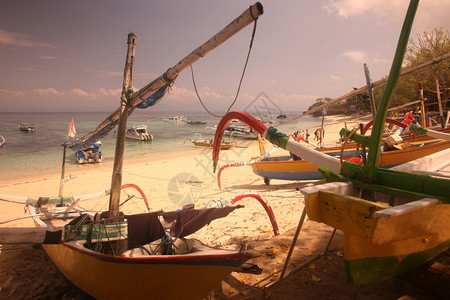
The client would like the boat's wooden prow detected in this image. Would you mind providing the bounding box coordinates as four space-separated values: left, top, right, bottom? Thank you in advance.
0 227 63 244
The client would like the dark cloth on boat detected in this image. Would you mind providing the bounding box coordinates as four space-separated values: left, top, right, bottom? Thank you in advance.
126 212 166 249
163 206 243 238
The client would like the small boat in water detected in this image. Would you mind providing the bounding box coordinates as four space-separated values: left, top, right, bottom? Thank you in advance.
126 125 153 141
163 116 185 122
75 142 102 164
0 135 5 149
184 133 236 150
186 119 207 125
225 120 257 139
19 123 35 132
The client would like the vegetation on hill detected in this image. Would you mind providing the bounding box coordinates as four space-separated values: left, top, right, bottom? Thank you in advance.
307 28 449 117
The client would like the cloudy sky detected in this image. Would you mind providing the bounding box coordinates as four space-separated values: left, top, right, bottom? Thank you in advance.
1 0 448 114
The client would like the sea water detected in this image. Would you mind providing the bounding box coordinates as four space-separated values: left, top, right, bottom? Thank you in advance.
0 111 322 183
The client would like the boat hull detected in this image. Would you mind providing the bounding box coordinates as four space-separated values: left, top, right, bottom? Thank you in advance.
43 241 252 299
301 182 450 283
192 141 234 149
252 140 450 182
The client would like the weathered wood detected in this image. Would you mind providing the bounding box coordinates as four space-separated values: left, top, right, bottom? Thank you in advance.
0 227 63 244
109 33 136 219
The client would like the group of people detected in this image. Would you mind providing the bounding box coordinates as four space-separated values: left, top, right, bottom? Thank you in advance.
291 127 325 143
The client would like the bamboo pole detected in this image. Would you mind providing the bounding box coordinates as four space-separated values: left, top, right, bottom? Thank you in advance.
109 33 136 219
364 63 376 118
436 80 444 128
365 0 419 180
69 3 263 150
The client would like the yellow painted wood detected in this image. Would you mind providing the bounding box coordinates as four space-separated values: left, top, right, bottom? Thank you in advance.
372 202 450 244
344 232 444 260
305 190 389 239
43 243 240 299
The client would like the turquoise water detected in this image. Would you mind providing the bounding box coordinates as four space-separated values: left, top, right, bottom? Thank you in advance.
0 111 322 183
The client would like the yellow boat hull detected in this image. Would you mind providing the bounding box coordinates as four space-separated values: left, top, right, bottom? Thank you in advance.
252 140 450 182
301 182 450 283
43 241 254 299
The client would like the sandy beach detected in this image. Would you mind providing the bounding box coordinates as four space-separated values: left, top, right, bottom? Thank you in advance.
0 116 447 299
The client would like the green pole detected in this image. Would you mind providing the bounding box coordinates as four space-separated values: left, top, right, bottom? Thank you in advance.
365 0 419 180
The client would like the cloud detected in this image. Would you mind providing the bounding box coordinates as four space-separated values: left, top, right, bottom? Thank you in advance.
71 88 94 98
98 88 121 97
323 0 450 32
340 51 367 63
0 28 54 48
33 88 64 96
330 75 343 81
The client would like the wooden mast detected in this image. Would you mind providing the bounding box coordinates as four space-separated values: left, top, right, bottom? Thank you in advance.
109 33 136 218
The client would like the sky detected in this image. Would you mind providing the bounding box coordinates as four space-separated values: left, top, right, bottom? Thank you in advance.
0 0 449 114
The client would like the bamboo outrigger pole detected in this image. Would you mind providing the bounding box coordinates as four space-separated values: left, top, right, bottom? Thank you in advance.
69 3 263 152
107 3 264 218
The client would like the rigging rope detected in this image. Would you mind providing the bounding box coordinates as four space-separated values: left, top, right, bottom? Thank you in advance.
191 19 258 118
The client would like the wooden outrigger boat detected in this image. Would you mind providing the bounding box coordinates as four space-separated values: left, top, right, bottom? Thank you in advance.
212 0 450 285
250 137 449 184
0 3 266 299
184 134 237 150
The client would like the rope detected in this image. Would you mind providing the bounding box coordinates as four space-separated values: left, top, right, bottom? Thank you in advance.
191 19 258 118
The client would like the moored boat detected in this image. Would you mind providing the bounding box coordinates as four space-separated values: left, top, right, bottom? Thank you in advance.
126 125 153 141
163 116 185 122
184 134 236 150
186 119 207 125
225 120 257 139
250 138 449 184
0 135 5 149
19 123 35 132
75 142 102 164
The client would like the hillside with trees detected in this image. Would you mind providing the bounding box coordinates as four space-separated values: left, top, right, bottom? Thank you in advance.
306 28 449 117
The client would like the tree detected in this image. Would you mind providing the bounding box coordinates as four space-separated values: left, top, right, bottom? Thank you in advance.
392 28 450 109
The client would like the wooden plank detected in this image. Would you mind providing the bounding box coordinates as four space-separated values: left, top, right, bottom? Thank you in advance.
372 199 450 244
0 227 63 244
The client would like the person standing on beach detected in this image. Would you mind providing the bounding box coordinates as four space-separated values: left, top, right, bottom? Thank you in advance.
314 129 320 141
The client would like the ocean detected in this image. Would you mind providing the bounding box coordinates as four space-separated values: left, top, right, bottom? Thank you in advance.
0 110 322 183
